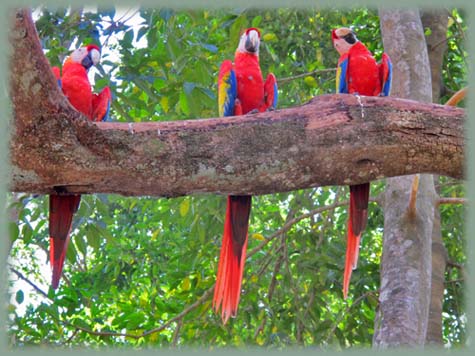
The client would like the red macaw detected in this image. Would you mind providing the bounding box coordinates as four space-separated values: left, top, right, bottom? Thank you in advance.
214 28 278 323
332 27 392 299
49 44 111 289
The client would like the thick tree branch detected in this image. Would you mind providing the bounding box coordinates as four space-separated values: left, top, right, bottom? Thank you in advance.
9 9 465 198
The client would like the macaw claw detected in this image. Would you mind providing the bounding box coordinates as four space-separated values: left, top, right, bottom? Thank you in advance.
246 108 260 115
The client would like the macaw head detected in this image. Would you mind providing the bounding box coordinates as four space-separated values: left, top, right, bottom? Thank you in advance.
67 44 101 70
237 27 261 55
332 27 358 55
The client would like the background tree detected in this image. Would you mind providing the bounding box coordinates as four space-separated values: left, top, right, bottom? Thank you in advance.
421 9 449 346
374 9 435 348
7 7 466 348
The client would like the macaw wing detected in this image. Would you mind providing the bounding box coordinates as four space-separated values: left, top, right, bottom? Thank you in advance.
336 54 349 94
218 59 237 117
51 66 62 88
92 86 112 122
264 73 278 110
379 53 392 96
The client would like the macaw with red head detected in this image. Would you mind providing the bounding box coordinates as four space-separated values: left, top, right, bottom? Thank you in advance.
214 27 278 323
49 44 111 289
332 27 392 299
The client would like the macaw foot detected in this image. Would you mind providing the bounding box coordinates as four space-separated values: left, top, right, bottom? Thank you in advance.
266 106 275 112
246 108 260 115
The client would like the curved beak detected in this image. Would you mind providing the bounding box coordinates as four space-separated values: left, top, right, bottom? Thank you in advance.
81 48 100 70
81 52 94 70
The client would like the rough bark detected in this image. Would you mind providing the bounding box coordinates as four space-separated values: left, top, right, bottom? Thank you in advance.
426 191 447 346
421 10 449 346
8 9 465 198
421 10 449 102
373 9 436 348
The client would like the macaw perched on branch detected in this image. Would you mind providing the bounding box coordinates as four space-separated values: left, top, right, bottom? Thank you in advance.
332 27 392 299
214 28 278 323
49 44 111 289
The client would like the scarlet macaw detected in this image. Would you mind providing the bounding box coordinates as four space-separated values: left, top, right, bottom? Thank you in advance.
49 44 111 289
332 27 392 299
214 28 278 323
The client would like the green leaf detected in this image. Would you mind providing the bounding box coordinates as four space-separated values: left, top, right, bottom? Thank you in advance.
126 312 146 330
15 290 24 304
75 234 88 256
9 222 19 243
252 15 262 28
179 198 190 217
179 91 190 115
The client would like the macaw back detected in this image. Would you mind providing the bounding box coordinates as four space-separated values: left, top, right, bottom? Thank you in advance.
61 60 94 119
343 41 381 96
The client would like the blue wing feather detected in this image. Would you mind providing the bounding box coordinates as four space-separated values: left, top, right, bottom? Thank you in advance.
102 97 111 122
380 54 392 97
218 60 237 117
272 81 278 109
336 57 349 94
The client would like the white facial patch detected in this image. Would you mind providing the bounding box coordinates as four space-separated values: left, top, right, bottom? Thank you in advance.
237 32 248 52
335 27 352 38
333 37 353 55
70 47 88 63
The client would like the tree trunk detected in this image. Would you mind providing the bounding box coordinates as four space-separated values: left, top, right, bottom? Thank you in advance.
373 9 435 348
421 10 449 103
421 9 450 346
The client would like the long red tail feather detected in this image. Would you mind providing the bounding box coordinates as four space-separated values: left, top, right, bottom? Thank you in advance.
343 213 361 299
49 194 81 289
213 195 251 323
349 183 369 236
343 184 369 298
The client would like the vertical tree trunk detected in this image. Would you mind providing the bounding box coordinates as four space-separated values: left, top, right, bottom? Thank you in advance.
421 10 449 102
373 9 436 348
420 9 449 346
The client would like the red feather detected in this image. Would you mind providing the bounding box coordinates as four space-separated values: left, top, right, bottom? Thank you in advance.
51 66 61 80
342 184 368 298
60 60 94 118
92 86 111 122
345 42 381 96
49 195 81 289
234 52 265 114
213 196 251 323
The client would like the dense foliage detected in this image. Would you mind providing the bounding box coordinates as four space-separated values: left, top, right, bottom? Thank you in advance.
7 7 467 349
